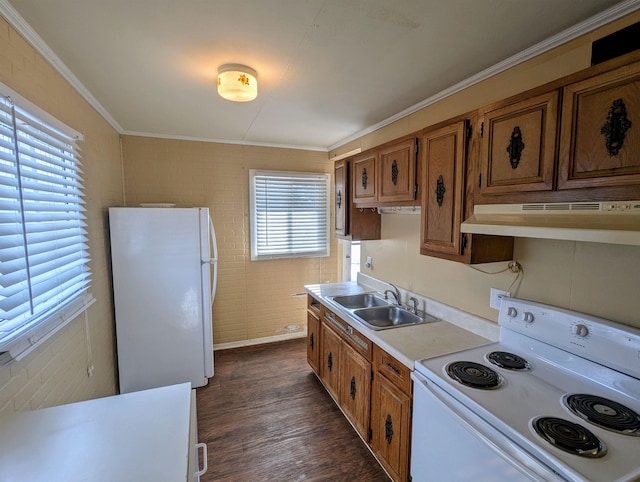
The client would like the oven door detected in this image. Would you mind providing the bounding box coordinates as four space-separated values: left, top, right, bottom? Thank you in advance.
411 371 563 482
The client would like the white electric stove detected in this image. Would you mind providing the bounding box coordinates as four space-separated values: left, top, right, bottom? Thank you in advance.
411 297 640 482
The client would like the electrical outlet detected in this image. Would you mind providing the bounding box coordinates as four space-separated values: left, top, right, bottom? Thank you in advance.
365 256 372 269
87 365 95 378
490 288 510 310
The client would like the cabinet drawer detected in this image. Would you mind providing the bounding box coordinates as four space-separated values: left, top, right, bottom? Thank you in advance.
307 295 322 317
323 308 372 360
373 345 411 395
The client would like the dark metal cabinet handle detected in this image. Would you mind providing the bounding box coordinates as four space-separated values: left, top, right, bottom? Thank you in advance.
391 160 398 185
435 175 446 207
601 98 631 156
309 332 314 350
350 376 356 400
327 352 333 372
506 126 525 169
361 168 368 189
336 190 342 209
385 414 394 444
385 362 401 376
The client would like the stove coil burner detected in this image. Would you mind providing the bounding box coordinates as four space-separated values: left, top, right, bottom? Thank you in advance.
445 361 503 390
564 394 640 436
486 351 530 371
532 417 606 458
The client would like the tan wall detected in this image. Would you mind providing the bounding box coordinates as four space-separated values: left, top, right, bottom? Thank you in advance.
334 11 640 329
120 137 338 345
0 19 123 413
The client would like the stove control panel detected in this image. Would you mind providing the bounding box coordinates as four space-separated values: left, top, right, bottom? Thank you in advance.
498 297 640 380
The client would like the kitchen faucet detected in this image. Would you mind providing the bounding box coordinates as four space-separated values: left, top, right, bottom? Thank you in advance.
384 283 401 305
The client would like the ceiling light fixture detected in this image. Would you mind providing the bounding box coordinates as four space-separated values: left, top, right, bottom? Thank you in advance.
216 64 258 102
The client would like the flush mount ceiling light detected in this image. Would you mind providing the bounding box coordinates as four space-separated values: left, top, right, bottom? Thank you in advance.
216 64 258 102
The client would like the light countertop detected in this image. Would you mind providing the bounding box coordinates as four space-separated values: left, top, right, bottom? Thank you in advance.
0 383 193 482
305 279 496 369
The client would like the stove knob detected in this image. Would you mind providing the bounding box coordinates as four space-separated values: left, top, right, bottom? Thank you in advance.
572 323 589 337
522 312 535 323
506 306 518 318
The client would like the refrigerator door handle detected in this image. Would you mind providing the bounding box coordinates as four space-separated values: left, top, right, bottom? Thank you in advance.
208 216 218 305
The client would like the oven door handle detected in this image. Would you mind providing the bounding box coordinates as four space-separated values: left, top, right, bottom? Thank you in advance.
412 372 559 481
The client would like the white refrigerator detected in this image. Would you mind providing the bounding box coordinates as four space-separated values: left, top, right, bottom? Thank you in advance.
109 207 217 393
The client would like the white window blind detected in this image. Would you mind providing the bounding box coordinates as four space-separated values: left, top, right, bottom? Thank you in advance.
250 170 330 260
0 92 92 363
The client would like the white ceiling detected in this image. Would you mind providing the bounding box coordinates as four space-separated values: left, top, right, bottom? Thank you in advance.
3 0 636 151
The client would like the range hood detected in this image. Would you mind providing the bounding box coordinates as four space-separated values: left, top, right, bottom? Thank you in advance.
460 200 640 246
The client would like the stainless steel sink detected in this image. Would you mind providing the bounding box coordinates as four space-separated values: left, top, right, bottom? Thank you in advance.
331 293 391 309
353 305 439 330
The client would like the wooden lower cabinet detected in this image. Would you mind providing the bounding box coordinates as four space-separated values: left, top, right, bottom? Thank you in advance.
370 346 412 482
340 342 371 440
306 309 320 375
320 322 342 401
309 299 412 482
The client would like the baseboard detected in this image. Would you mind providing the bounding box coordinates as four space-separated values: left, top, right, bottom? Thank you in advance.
214 330 307 351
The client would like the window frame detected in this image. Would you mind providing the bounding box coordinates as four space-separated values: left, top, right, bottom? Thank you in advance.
0 82 94 364
249 169 330 261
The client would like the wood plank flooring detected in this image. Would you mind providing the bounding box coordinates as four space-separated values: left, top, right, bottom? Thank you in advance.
196 338 390 481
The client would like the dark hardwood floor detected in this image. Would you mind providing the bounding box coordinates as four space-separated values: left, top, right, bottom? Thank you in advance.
196 338 390 482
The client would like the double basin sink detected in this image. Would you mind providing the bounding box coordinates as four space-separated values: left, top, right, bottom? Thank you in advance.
330 293 439 331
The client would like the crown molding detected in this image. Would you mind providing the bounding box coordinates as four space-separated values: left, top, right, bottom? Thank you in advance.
328 0 640 151
122 130 329 152
0 0 124 133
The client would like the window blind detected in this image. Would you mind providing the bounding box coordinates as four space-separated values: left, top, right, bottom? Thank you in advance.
0 94 90 358
250 170 330 260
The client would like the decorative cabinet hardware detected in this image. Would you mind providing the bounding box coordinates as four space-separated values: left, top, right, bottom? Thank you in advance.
350 376 357 400
385 414 394 444
391 160 398 185
361 168 368 190
310 332 314 350
336 190 342 209
328 352 333 372
385 362 401 376
435 175 446 207
506 126 525 169
601 98 631 156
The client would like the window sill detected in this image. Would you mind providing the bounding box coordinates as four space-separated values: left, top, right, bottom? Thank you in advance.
0 293 96 366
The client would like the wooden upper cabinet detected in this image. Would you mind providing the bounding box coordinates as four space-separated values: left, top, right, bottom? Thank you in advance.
334 159 381 241
558 60 640 190
479 90 559 197
421 121 466 257
420 118 514 264
378 138 418 203
352 153 377 204
334 159 347 236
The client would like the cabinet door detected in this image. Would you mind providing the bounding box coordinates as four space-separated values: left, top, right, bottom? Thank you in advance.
480 90 559 195
334 159 348 236
371 374 411 482
421 121 466 256
378 138 417 203
320 324 342 401
352 153 377 204
307 310 320 375
339 344 371 440
558 60 640 190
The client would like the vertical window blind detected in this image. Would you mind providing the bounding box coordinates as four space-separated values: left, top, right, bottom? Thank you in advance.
250 170 330 260
0 94 91 359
